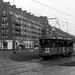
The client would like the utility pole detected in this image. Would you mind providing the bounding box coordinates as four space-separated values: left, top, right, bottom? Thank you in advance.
62 21 68 33
13 0 16 54
13 0 15 5
66 22 68 33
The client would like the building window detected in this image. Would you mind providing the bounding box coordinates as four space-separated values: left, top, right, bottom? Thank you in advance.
24 32 26 35
21 20 23 24
2 17 8 22
1 11 8 40
26 22 31 26
2 36 8 40
9 11 13 15
21 26 23 29
29 23 31 26
24 27 25 30
24 22 26 25
21 31 24 35
2 11 7 17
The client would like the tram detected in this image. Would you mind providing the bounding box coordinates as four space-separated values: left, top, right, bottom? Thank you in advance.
39 36 73 58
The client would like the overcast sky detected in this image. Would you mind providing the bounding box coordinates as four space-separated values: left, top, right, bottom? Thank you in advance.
3 0 75 35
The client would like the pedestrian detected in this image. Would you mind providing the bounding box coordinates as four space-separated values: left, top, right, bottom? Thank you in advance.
18 45 21 52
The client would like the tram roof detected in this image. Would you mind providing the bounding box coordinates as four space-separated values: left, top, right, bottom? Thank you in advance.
40 36 72 40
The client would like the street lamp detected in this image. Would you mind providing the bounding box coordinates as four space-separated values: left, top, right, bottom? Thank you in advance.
62 21 68 33
13 0 16 54
66 22 68 33
70 30 75 35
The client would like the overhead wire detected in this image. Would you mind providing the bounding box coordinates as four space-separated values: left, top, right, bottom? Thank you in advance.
31 0 75 18
50 0 75 13
31 0 75 35
22 1 58 17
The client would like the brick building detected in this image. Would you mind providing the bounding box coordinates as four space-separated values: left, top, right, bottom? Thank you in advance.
0 0 51 50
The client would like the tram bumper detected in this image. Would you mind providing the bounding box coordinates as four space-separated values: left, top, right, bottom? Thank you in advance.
39 53 50 57
39 48 50 57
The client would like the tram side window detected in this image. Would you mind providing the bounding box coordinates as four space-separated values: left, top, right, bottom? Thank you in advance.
48 39 52 47
71 41 73 46
55 40 66 47
55 40 59 47
51 39 59 47
51 40 55 47
58 40 61 47
58 40 62 47
45 39 52 47
64 40 67 47
57 40 63 47
68 41 73 47
55 40 62 47
61 40 64 47
40 39 52 47
67 41 69 47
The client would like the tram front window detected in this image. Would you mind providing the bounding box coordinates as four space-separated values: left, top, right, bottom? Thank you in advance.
40 39 51 47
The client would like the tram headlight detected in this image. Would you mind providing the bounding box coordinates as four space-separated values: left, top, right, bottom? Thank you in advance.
45 48 50 53
63 47 65 52
67 48 68 51
63 49 65 52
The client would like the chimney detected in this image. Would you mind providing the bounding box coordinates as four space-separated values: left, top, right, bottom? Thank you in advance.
6 2 10 5
0 0 3 2
31 14 34 17
23 10 27 13
28 12 31 15
12 5 16 8
18 8 22 11
34 16 37 18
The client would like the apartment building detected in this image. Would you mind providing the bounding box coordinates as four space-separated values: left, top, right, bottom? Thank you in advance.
0 0 51 50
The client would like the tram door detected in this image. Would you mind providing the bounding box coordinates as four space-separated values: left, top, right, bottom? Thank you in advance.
63 40 68 55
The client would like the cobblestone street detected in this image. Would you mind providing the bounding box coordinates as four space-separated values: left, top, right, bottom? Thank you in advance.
0 50 75 75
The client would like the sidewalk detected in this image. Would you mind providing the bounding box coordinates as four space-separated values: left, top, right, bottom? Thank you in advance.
9 49 40 61
9 48 75 62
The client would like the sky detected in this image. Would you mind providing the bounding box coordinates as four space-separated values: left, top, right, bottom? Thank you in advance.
3 0 75 36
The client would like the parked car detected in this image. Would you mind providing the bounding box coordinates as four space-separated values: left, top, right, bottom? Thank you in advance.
34 45 39 50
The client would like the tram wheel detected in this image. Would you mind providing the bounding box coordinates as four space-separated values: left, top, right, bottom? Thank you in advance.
42 56 49 60
68 52 73 56
63 52 68 57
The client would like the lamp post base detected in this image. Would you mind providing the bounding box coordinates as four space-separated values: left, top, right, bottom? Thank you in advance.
13 51 16 54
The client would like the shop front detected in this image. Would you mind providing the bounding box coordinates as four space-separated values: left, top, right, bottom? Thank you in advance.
0 40 13 50
0 40 36 50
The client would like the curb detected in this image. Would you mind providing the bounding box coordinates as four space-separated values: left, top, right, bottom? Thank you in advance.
9 54 23 62
9 53 40 62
